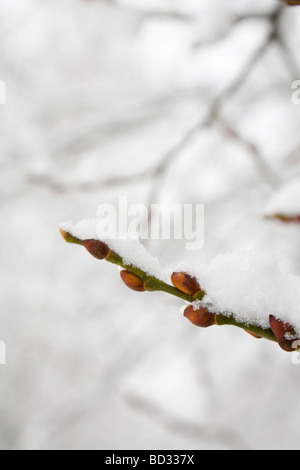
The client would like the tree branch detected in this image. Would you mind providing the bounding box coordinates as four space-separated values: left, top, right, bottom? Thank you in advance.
60 229 280 345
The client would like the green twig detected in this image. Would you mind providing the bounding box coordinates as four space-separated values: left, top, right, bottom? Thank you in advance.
61 230 277 343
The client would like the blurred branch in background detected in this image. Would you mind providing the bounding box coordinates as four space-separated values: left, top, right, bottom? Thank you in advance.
281 0 300 5
124 392 252 450
148 4 285 208
26 2 293 201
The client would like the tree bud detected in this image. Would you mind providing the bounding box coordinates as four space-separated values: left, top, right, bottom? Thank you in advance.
184 305 216 328
269 315 299 352
120 270 146 292
83 240 110 260
282 0 300 5
171 272 202 296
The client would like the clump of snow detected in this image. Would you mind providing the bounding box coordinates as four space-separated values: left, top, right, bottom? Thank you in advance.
264 179 300 218
60 219 170 282
285 331 299 342
61 219 99 242
195 250 300 334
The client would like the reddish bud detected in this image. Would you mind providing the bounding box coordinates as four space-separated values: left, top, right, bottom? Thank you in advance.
245 330 262 339
120 270 146 292
184 305 216 328
282 0 300 5
273 214 300 223
83 239 110 260
171 272 202 296
269 315 299 352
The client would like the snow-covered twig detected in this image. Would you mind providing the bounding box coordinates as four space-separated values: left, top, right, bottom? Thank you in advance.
60 226 295 349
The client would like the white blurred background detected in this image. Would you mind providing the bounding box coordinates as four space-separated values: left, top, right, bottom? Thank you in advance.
1 0 300 450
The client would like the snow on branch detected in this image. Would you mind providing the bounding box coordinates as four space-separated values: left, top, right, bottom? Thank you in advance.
60 219 300 352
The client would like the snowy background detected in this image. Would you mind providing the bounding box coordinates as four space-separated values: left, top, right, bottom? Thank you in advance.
1 0 300 450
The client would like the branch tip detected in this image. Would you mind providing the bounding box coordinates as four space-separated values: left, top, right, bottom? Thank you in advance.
60 228 83 246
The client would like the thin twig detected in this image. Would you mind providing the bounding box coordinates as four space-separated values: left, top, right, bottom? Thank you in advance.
61 229 277 343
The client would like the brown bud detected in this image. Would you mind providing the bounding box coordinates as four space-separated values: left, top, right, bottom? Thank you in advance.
273 214 300 223
120 270 146 292
282 0 300 5
184 305 216 328
83 239 110 260
269 315 299 352
171 272 202 296
245 330 262 339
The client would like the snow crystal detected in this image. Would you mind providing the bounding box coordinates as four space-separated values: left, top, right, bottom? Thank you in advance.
264 179 300 218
